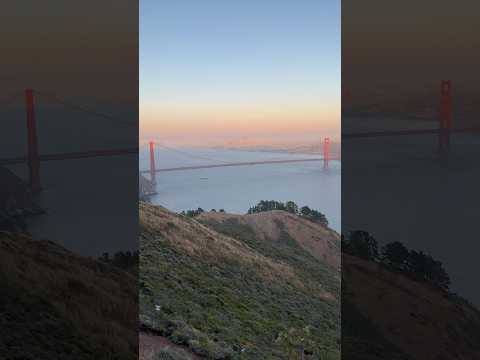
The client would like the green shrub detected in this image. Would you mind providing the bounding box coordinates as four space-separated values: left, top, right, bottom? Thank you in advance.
154 347 192 360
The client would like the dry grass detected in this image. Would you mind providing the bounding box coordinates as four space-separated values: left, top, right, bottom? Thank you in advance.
198 210 341 271
0 231 138 359
343 254 480 360
140 202 303 288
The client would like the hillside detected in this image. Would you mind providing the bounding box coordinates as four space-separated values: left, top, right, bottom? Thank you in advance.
139 202 341 359
0 231 137 360
342 253 480 360
0 167 43 231
197 210 340 271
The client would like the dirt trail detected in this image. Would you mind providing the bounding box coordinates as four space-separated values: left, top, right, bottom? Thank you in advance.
139 332 200 360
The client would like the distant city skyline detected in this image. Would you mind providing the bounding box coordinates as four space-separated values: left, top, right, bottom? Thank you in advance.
140 0 340 144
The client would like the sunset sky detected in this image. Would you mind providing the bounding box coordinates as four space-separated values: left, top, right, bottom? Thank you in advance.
140 0 340 145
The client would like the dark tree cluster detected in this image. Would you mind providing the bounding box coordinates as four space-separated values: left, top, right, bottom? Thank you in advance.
247 200 329 227
180 208 225 217
342 230 451 291
180 208 204 217
99 250 139 271
209 208 225 213
341 230 379 261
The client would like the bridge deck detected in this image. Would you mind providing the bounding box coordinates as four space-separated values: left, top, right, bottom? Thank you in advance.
139 157 340 173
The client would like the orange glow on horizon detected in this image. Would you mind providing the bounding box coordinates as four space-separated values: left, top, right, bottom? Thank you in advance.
140 99 339 142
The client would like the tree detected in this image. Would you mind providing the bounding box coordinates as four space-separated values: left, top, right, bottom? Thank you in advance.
300 206 311 217
344 230 379 261
248 200 286 214
342 230 451 291
382 241 409 270
406 250 428 280
308 209 329 227
247 200 329 227
428 258 451 291
182 208 205 217
407 250 450 290
285 201 299 215
99 250 138 270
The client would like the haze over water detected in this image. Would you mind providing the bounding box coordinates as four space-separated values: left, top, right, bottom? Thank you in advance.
140 147 341 232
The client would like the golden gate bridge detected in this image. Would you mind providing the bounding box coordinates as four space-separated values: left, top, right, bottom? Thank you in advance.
138 139 337 190
1 80 478 198
0 89 335 198
0 89 138 193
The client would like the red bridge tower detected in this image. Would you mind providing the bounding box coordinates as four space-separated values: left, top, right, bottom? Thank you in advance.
149 141 157 185
323 137 330 169
25 89 41 193
439 80 452 154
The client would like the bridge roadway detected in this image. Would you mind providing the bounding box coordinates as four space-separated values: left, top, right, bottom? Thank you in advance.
139 157 340 174
3 125 479 168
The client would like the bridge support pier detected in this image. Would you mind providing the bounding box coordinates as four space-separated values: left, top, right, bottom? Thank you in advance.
323 137 330 169
149 141 156 185
25 89 41 193
439 80 452 155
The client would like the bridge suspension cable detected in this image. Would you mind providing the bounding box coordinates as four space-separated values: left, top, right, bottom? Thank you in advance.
2 88 138 192
140 139 335 175
35 90 136 128
153 142 331 164
153 142 230 164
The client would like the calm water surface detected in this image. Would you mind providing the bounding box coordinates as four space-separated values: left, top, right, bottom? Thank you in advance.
140 148 341 232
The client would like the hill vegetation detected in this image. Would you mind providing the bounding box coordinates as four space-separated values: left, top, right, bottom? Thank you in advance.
342 230 480 359
342 252 480 360
99 250 139 273
140 201 480 359
139 202 340 359
342 230 450 291
181 200 328 227
0 231 137 359
247 200 328 227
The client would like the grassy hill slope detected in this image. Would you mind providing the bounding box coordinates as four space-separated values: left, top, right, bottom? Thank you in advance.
0 231 137 360
342 253 480 360
197 211 340 271
139 203 340 359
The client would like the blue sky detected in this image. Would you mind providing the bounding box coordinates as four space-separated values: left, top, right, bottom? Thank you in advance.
140 0 340 143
